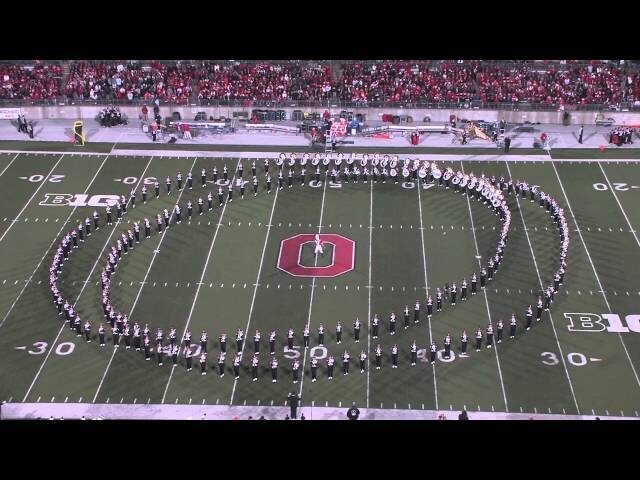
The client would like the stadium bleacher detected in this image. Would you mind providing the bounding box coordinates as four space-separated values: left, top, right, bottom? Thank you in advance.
1 60 639 108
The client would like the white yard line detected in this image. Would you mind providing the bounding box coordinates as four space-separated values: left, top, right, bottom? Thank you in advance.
297 172 329 399
160 158 242 403
0 154 65 245
229 185 279 404
504 162 580 414
0 155 108 331
597 162 640 250
22 157 155 402
549 156 640 388
366 179 373 408
416 179 439 410
459 161 509 412
0 152 20 177
92 157 199 403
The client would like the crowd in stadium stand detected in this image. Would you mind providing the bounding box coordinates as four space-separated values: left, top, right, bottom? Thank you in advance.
475 62 626 106
148 61 195 104
623 71 640 105
336 61 477 104
64 62 161 102
196 62 333 103
3 60 640 107
0 62 61 100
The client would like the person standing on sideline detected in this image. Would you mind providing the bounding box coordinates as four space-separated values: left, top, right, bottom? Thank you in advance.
578 125 584 144
347 402 360 420
504 136 511 153
287 392 300 419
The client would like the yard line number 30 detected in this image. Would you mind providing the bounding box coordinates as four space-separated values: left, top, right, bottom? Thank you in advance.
26 341 75 356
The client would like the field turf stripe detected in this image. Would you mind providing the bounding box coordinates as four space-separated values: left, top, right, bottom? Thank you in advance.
93 157 198 402
549 156 640 388
0 152 20 177
504 161 581 414
297 173 329 400
416 179 438 409
160 159 241 403
0 154 65 245
23 156 156 401
229 187 279 404
460 161 509 412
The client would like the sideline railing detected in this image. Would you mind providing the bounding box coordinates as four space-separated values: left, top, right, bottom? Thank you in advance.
2 97 639 112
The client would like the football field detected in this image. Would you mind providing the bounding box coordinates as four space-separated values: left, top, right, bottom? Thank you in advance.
1 146 640 419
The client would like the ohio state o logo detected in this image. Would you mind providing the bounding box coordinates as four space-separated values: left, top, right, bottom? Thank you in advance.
277 234 355 277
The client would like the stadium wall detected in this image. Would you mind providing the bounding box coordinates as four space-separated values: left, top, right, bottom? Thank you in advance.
14 105 640 126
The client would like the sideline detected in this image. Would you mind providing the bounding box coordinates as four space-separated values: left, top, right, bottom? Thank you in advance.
1 402 636 420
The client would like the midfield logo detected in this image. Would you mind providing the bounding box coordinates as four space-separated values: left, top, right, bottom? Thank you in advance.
277 234 356 278
39 194 120 207
564 313 640 333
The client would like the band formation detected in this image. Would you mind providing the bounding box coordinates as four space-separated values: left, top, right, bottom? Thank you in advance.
48 152 569 381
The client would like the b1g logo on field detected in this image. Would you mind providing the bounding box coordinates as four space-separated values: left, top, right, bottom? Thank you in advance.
564 313 640 333
39 193 120 207
277 234 355 278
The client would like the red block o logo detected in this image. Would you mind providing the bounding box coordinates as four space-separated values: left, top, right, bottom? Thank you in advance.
277 234 355 277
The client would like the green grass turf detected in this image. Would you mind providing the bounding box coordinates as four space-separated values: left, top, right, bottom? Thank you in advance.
0 151 639 416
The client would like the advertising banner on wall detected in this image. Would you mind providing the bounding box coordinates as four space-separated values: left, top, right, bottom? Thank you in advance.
0 108 23 119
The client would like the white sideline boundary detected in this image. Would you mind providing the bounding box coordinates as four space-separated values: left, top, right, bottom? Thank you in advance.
0 149 639 163
1 402 636 421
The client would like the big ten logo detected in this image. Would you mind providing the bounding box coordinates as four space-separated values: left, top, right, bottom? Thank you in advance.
39 194 120 207
564 313 640 333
